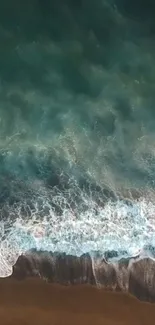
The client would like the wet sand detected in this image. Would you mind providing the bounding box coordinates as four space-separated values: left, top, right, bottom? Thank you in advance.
0 278 155 325
10 250 155 302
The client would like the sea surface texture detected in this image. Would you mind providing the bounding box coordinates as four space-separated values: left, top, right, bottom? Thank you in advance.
0 0 155 278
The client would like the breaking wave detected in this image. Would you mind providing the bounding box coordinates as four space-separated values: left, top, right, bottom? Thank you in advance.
1 174 155 277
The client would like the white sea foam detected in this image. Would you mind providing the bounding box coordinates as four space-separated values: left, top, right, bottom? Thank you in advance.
0 190 155 277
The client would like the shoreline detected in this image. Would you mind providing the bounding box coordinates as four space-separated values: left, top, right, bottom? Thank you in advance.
5 249 155 303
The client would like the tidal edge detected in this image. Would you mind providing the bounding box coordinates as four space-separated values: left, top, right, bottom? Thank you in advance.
8 249 155 303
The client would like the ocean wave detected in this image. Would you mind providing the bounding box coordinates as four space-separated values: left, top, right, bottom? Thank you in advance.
0 0 155 279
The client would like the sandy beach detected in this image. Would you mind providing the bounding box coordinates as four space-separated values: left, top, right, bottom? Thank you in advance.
0 277 155 325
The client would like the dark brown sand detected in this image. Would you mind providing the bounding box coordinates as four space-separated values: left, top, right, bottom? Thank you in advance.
1 278 155 325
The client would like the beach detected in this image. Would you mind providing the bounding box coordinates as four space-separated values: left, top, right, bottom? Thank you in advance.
1 277 155 325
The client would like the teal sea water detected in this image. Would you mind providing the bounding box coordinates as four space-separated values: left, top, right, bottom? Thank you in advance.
0 0 155 276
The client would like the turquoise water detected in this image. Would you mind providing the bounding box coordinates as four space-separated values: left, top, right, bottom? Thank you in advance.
0 0 155 276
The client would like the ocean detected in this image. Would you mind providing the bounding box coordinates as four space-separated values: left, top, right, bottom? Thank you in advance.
0 0 155 277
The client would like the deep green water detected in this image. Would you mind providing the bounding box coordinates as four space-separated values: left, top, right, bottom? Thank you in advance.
0 0 155 275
